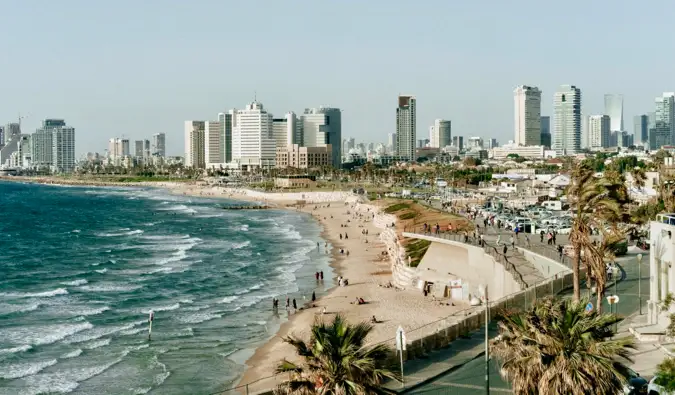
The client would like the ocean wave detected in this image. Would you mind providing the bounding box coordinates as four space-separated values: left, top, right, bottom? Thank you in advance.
140 303 180 314
61 279 88 286
83 338 111 350
220 296 238 304
120 327 146 336
0 344 32 355
64 322 135 344
78 283 142 293
0 288 68 298
230 240 251 250
0 322 94 346
0 359 58 379
234 282 263 295
176 312 222 324
95 268 108 274
96 229 144 237
240 224 249 232
0 302 41 315
61 348 83 359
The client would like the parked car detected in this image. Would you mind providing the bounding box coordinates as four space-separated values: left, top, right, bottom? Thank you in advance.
648 374 674 394
624 369 648 394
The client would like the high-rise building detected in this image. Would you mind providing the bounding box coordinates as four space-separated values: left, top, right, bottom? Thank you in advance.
540 116 551 148
134 140 145 158
604 94 624 133
205 120 223 165
467 137 484 150
487 138 498 149
273 112 302 148
108 138 128 159
588 115 611 149
0 123 22 166
152 133 166 157
301 107 341 167
32 121 57 167
553 85 582 155
219 112 233 163
52 122 76 173
184 121 206 168
650 93 675 150
143 140 150 157
387 133 397 153
232 102 275 169
396 95 416 161
514 85 542 146
634 115 649 145
417 139 429 148
0 126 4 147
429 119 451 148
452 135 464 151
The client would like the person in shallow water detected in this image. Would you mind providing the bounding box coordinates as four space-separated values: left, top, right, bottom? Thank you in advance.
312 291 316 302
292 298 297 310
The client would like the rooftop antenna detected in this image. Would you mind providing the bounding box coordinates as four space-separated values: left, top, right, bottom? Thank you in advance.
254 91 257 102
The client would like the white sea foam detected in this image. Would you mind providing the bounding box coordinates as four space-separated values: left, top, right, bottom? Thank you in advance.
138 303 180 314
71 229 81 233
230 240 251 250
83 338 111 350
176 312 222 324
0 359 58 379
61 279 88 286
95 268 108 274
234 282 263 295
61 349 82 359
0 288 68 299
220 295 238 304
240 224 249 232
0 344 32 355
0 302 41 315
96 229 144 237
0 321 93 346
78 283 142 293
70 305 110 316
64 322 135 344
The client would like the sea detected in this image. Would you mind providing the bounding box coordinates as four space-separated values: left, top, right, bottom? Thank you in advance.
0 181 334 395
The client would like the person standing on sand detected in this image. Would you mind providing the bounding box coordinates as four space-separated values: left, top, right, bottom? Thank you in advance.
345 233 348 239
339 233 342 240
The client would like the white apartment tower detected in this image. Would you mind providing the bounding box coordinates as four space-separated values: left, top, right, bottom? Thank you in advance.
301 107 342 167
514 85 542 146
604 94 624 133
152 133 166 157
387 133 397 153
396 95 416 161
184 121 206 168
273 112 303 148
553 85 582 155
588 115 611 149
52 125 75 173
232 102 276 169
433 119 451 148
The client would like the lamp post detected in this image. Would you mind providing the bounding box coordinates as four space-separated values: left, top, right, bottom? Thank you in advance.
637 254 643 315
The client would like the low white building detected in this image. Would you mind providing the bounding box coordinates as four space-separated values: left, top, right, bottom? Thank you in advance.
641 214 675 334
491 144 545 159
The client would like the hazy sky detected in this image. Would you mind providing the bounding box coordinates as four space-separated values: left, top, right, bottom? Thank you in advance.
2 0 673 155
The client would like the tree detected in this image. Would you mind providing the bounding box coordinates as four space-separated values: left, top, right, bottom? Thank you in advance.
491 297 635 395
274 315 399 395
631 167 646 189
654 357 675 393
567 162 623 304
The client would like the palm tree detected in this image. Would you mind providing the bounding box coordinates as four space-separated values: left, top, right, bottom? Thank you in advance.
491 297 635 395
567 162 623 302
631 167 646 190
274 315 399 395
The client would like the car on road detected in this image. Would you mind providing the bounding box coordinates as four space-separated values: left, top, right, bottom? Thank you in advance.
648 375 673 394
624 369 648 394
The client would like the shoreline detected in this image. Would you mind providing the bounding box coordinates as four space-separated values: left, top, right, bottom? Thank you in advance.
3 176 468 394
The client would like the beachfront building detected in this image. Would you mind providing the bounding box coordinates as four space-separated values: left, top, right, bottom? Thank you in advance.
29 119 76 173
553 84 582 155
52 123 76 173
152 133 166 157
205 120 223 166
273 112 303 149
276 144 332 169
301 107 341 167
231 101 276 170
514 85 542 146
396 95 416 161
184 120 206 168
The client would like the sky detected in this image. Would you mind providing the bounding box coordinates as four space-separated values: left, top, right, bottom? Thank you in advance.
2 0 674 156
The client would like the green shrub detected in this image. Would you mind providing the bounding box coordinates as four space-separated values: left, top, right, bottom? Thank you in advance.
384 203 410 213
398 211 417 220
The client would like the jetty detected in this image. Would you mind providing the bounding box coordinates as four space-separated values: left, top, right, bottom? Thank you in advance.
222 205 272 210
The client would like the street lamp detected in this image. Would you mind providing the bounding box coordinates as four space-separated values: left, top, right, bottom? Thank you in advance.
637 254 643 315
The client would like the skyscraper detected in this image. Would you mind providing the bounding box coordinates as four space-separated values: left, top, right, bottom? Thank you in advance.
452 136 464 151
540 116 551 148
650 93 675 150
152 133 166 157
396 95 416 161
205 120 223 165
219 112 233 163
553 85 582 155
514 85 542 146
232 102 275 169
604 94 624 133
430 119 451 148
52 122 76 173
134 140 144 158
273 112 302 148
588 115 611 149
301 107 341 167
184 121 206 168
634 115 649 145
387 133 397 153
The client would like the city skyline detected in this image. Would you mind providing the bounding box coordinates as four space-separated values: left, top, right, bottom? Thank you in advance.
3 1 675 155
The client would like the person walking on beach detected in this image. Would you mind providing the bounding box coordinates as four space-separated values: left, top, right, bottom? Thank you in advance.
292 298 297 310
344 233 348 239
510 235 515 248
339 233 342 240
312 291 316 302
285 297 290 310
